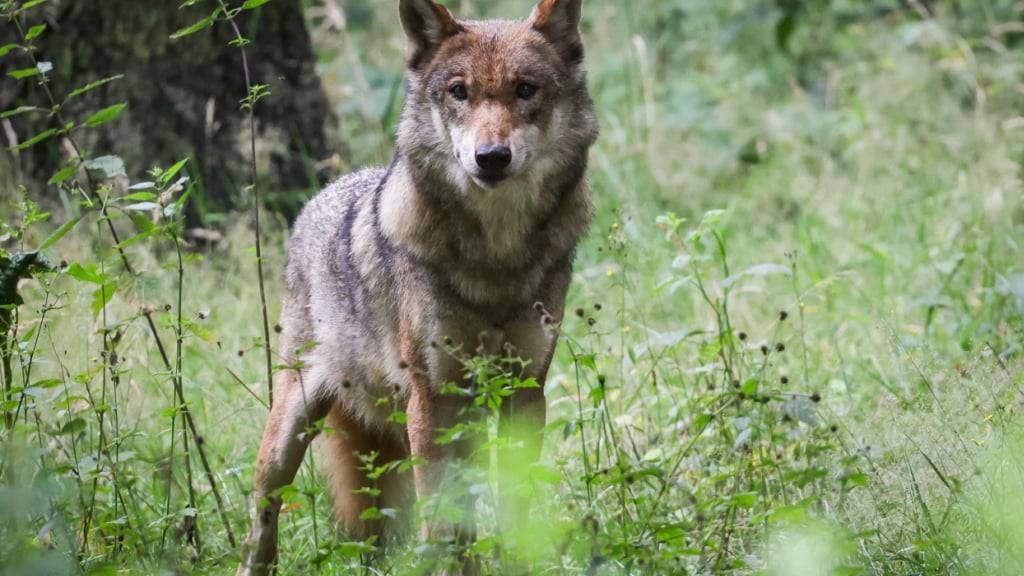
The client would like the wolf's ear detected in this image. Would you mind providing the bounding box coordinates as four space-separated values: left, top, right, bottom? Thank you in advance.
399 0 461 68
529 0 584 64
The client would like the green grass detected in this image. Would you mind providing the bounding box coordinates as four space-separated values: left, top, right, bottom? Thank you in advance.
3 1 1024 574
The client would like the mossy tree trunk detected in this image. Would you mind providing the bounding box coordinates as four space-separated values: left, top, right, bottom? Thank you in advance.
1 0 340 223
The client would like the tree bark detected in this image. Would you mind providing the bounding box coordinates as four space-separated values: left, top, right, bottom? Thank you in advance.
1 0 340 222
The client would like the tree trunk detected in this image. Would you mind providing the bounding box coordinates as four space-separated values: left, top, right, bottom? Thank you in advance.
1 0 340 222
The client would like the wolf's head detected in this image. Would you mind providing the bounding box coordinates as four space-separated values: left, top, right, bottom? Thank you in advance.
396 0 597 198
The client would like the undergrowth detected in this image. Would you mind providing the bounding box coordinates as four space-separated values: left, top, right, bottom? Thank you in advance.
2 0 1024 575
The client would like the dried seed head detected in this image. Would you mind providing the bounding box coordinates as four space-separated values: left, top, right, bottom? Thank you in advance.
575 308 585 318
273 323 282 334
398 361 409 370
164 304 173 312
830 424 838 433
587 317 597 327
237 349 245 357
761 345 770 356
779 310 789 321
594 303 603 312
810 392 822 403
738 331 748 341
342 380 352 389
780 376 789 384
775 342 786 352
443 336 453 347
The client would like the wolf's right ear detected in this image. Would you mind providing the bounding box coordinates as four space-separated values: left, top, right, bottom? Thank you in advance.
399 0 461 68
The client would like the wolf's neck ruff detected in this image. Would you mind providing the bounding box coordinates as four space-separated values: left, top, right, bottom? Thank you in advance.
373 148 589 314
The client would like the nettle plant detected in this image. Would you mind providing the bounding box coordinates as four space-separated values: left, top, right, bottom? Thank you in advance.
514 210 874 574
0 0 273 571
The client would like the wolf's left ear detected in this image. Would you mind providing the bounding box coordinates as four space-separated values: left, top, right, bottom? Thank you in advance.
399 0 461 68
529 0 584 64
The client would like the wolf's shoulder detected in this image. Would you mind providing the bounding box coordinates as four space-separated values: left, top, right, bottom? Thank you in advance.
291 167 385 232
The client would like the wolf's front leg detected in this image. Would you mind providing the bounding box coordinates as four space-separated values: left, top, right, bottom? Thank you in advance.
407 379 480 575
237 370 331 576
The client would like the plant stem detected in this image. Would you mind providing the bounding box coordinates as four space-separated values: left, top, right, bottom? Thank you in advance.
215 0 275 408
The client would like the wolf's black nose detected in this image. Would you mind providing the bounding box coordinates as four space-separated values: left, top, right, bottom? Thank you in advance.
475 144 512 172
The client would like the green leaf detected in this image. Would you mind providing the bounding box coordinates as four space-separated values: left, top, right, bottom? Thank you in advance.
83 155 126 180
39 215 82 250
242 0 272 8
0 106 40 119
0 43 21 58
64 74 123 102
9 127 56 151
170 11 218 40
59 417 86 436
24 23 46 40
66 262 104 284
8 66 39 79
159 158 189 186
123 192 156 201
47 163 78 185
184 320 219 344
18 0 48 11
741 379 759 396
728 492 759 508
84 103 126 127
114 227 160 250
91 281 119 318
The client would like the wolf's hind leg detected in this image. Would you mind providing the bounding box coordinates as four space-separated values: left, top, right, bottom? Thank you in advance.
320 408 413 542
237 370 331 576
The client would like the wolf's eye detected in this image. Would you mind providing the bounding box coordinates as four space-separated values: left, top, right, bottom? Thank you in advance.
449 84 468 101
516 82 538 100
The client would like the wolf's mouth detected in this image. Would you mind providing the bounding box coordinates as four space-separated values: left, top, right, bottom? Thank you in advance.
475 173 509 186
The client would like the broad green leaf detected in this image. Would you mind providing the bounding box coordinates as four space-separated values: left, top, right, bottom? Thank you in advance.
47 163 78 185
64 74 123 102
185 320 219 344
18 0 48 11
114 227 160 250
91 281 118 318
59 417 87 436
242 0 272 8
83 155 126 180
9 127 56 151
123 192 156 201
24 23 46 40
159 158 189 186
170 12 217 40
8 66 38 79
0 43 20 58
84 103 126 127
39 215 82 250
65 262 104 284
1 105 42 118
729 492 759 508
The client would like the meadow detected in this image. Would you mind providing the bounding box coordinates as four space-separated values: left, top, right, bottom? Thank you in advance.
2 0 1024 574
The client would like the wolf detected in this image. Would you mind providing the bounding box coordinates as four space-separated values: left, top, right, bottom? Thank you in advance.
237 0 597 573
